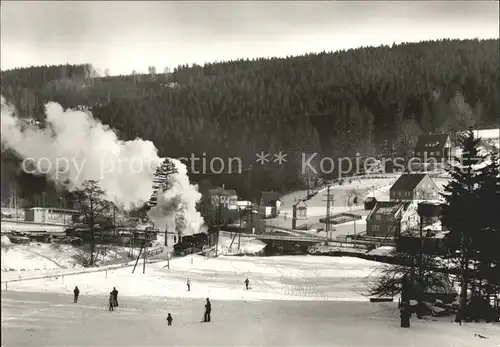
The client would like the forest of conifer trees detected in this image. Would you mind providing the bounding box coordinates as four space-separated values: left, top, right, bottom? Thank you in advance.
1 38 499 204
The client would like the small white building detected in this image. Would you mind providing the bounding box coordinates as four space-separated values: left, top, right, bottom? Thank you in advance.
259 192 282 218
24 207 79 225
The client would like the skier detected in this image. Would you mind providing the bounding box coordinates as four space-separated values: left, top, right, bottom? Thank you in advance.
203 297 211 322
112 287 119 307
244 278 249 290
73 286 80 303
187 279 191 291
166 313 173 326
108 292 114 311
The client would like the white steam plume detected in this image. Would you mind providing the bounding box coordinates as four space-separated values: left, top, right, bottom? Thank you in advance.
0 96 205 236
147 158 205 237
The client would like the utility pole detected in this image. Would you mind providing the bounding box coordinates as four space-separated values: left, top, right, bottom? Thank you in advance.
143 231 148 274
249 202 254 235
41 192 46 225
247 165 253 197
324 186 334 240
14 184 18 223
60 197 65 226
418 212 424 281
215 195 222 257
238 208 242 250
353 218 357 246
306 171 310 199
113 205 116 236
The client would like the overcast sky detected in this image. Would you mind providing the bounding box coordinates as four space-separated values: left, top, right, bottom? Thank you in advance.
1 1 499 75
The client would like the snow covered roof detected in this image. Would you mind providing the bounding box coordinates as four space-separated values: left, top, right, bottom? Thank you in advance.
367 246 395 257
208 187 237 196
423 221 442 231
473 128 499 140
390 173 428 192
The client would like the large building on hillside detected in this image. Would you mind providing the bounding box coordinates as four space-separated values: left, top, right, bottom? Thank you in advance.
414 133 452 170
390 173 440 202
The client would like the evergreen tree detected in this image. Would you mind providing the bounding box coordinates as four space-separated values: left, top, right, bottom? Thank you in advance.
148 158 178 209
440 129 486 319
473 150 500 305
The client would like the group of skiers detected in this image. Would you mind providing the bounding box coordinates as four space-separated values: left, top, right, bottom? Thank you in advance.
72 286 119 311
71 277 251 326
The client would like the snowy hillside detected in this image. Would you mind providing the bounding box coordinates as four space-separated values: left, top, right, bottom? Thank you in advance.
3 254 499 347
3 255 378 301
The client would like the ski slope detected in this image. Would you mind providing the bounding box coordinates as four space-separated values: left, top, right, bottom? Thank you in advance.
2 249 499 346
2 289 499 346
2 255 377 301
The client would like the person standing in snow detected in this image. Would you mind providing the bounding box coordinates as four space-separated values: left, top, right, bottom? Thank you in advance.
108 292 114 311
400 302 410 328
166 313 173 326
111 287 119 307
244 278 250 290
186 279 191 291
203 298 211 322
73 286 80 303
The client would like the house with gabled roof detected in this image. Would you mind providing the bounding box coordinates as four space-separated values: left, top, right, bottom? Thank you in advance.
414 133 452 161
200 187 238 225
390 173 439 202
366 201 419 238
259 191 282 218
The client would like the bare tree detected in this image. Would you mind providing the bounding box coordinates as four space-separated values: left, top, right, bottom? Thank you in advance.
70 180 113 266
298 151 320 196
104 68 110 77
364 252 454 317
346 189 360 209
148 66 157 81
396 113 422 164
132 70 137 86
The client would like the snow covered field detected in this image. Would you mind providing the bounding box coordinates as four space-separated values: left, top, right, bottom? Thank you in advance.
271 177 399 230
2 249 499 346
0 241 143 282
2 280 499 346
1 243 82 272
294 177 398 217
2 255 377 302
